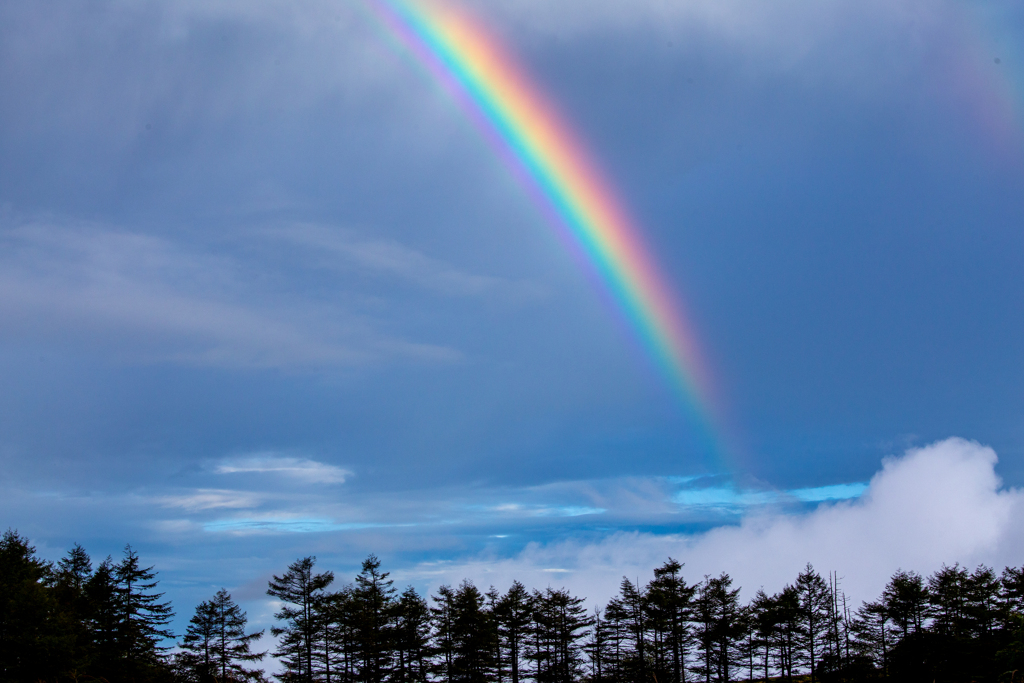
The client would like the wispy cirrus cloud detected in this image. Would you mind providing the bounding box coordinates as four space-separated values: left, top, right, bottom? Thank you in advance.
263 224 543 300
472 503 606 518
0 220 467 368
203 517 382 534
672 480 868 510
180 463 865 538
157 489 264 511
214 453 352 484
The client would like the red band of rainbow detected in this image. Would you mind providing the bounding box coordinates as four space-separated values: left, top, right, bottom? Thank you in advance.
372 0 724 453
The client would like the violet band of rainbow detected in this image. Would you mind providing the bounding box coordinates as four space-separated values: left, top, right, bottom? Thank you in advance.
372 0 723 447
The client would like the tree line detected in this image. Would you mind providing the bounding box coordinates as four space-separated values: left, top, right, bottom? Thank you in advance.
3 529 1024 683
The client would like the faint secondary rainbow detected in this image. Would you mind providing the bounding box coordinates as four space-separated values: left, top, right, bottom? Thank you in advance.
370 0 723 444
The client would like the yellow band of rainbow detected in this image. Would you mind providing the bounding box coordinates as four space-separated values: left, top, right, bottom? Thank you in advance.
373 0 723 452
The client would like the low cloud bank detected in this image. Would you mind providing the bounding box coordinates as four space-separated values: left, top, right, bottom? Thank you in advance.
407 438 1024 607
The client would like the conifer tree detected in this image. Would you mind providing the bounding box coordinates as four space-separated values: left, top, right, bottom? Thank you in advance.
86 557 122 673
0 529 64 681
1000 566 1024 628
691 574 743 683
181 598 218 682
115 545 176 673
314 585 352 683
532 588 591 683
851 599 889 675
648 559 694 683
54 543 95 673
351 555 396 683
967 565 1001 640
268 556 335 683
394 585 431 683
432 585 458 683
485 587 503 683
449 581 495 683
929 563 970 639
749 589 776 683
57 544 93 593
584 607 611 683
496 581 533 683
181 589 265 682
607 578 648 682
881 569 928 643
600 593 630 683
794 565 831 683
773 585 800 683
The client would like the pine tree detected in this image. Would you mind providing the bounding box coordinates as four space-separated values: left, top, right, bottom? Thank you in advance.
749 589 776 683
432 585 458 683
532 588 591 683
86 556 121 674
600 594 630 683
313 586 351 683
794 564 831 683
268 556 335 683
584 607 611 683
607 578 648 683
648 559 694 683
485 587 503 683
57 544 92 593
967 565 1001 641
53 543 95 674
495 581 532 683
449 581 495 683
350 555 396 683
181 589 265 682
691 574 743 683
181 598 218 682
115 545 176 672
929 563 970 639
394 586 431 683
851 599 889 675
0 529 66 682
881 569 928 643
1000 566 1024 630
773 585 800 683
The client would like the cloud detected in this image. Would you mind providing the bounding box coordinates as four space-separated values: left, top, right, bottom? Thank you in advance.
0 0 952 157
162 465 867 542
10 437 1019 620
158 489 264 511
0 220 463 368
215 453 352 484
400 438 1024 607
481 0 948 79
263 224 543 300
673 480 868 510
472 503 606 518
203 517 377 534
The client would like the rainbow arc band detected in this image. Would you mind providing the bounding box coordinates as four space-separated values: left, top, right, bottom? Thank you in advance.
372 0 723 450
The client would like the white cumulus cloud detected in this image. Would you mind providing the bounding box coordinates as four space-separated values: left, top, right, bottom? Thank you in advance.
403 438 1024 608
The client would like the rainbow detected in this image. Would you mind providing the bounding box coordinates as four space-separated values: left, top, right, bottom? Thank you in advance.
370 0 722 442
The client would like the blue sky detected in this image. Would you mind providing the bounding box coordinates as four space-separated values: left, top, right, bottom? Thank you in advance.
2 0 1024 647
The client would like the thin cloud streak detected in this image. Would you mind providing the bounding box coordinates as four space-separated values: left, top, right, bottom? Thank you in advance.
215 453 352 484
158 489 265 512
0 221 466 368
263 224 544 300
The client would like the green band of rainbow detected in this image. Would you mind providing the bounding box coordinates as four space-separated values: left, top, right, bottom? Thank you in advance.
373 0 722 445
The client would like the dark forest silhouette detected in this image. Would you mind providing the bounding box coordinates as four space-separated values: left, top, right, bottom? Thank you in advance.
3 529 1024 683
